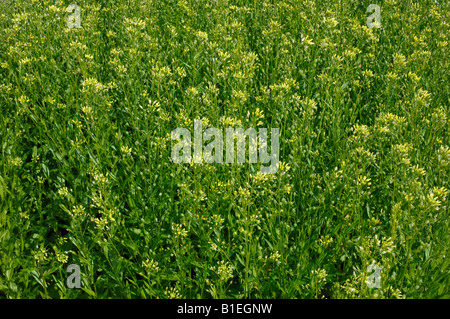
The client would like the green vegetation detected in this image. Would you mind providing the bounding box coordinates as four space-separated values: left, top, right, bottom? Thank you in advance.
0 0 448 299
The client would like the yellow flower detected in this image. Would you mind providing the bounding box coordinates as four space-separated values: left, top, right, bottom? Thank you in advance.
81 77 107 94
269 251 282 265
171 223 188 238
387 72 399 81
121 145 132 155
58 187 69 197
318 235 334 247
164 287 182 299
34 247 49 263
211 260 234 281
413 89 431 106
142 258 160 273
11 157 23 166
81 106 93 115
393 53 407 68
210 214 225 227
55 251 69 263
407 71 421 83
311 268 327 283
71 205 85 218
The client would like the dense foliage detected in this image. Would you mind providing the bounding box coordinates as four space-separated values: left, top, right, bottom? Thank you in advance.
0 0 448 298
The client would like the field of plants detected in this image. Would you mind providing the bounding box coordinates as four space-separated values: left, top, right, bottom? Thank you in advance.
0 0 448 299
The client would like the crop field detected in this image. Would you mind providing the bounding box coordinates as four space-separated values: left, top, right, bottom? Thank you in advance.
0 0 448 299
